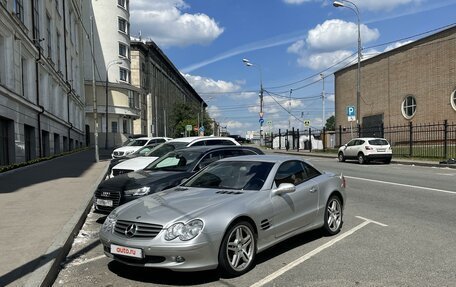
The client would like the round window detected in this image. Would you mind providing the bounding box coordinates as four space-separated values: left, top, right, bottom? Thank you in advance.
401 95 417 119
451 89 456 111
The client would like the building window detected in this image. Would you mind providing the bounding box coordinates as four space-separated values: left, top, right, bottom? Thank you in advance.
119 67 128 82
33 0 40 42
56 32 61 71
14 0 24 23
46 14 52 60
123 119 128 133
118 0 129 10
451 90 456 111
21 57 28 97
118 43 128 58
0 36 5 85
401 95 417 119
118 17 128 34
112 122 118 133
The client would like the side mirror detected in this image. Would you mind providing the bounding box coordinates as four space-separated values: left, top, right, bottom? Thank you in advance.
272 183 295 196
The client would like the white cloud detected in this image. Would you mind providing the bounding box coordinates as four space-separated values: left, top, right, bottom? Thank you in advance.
130 1 224 47
207 105 221 119
384 40 413 51
352 0 423 12
182 73 241 94
306 19 380 51
282 0 312 4
287 19 379 70
231 92 257 100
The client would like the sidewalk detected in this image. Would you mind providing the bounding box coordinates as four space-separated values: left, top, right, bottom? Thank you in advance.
271 148 456 169
0 149 109 287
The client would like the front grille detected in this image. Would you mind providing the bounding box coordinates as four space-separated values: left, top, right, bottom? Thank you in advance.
112 169 133 177
114 220 163 239
94 188 121 212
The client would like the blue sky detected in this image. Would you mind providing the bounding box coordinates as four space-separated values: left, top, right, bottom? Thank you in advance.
130 0 456 137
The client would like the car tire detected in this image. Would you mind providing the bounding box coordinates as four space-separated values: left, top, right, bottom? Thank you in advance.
323 195 343 235
384 158 391 164
218 221 256 277
357 153 366 164
338 152 345 162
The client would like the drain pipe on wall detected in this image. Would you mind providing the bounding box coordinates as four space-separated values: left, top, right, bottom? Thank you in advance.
63 0 72 150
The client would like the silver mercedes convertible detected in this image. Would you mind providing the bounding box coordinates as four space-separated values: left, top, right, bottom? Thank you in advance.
100 155 346 276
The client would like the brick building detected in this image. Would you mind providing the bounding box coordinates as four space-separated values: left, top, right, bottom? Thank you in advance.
334 25 456 145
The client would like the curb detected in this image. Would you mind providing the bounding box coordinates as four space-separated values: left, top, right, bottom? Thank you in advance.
24 162 109 287
271 150 456 169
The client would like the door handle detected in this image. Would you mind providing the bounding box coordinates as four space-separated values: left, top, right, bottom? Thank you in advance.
309 186 318 193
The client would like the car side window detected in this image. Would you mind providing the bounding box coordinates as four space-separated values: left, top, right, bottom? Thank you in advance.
347 140 356 147
274 160 306 186
302 162 321 180
190 141 205 146
220 140 236 145
194 150 225 171
156 138 166 143
205 140 222 145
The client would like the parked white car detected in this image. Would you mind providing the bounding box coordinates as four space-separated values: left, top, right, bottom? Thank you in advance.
338 137 392 164
111 137 172 159
110 136 240 177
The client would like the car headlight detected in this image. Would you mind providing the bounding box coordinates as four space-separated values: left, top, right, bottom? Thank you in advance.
101 212 117 234
124 186 150 196
164 219 204 241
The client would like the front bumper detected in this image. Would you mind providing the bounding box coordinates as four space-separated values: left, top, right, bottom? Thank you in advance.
100 233 221 271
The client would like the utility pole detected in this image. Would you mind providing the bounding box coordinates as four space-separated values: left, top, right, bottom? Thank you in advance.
91 16 99 162
320 73 325 128
288 89 292 130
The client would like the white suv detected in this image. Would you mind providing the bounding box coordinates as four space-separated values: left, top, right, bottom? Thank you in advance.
111 137 172 159
110 136 240 177
338 137 392 164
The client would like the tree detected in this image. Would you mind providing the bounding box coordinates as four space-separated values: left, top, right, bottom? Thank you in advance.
325 115 335 131
170 102 213 137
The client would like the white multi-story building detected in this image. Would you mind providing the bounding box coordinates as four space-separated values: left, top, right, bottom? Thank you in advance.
83 0 141 149
0 0 86 166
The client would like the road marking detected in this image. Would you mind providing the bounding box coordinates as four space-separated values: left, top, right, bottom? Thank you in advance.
64 255 105 268
355 216 388 227
345 176 456 194
250 217 385 287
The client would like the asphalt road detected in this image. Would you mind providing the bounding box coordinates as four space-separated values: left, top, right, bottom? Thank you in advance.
53 156 456 287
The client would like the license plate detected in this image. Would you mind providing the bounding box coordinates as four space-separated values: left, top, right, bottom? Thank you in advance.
111 244 143 258
377 149 386 152
96 199 113 207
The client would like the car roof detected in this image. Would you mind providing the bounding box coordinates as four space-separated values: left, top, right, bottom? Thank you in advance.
353 137 388 141
171 145 262 153
134 137 171 140
167 136 239 144
217 154 303 163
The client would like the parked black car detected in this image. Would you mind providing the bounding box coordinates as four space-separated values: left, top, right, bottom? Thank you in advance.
94 145 264 213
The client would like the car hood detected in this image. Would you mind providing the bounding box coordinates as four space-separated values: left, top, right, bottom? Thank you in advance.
114 187 248 226
112 156 159 171
99 170 191 191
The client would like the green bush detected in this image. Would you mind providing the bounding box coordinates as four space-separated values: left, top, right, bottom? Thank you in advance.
0 147 89 173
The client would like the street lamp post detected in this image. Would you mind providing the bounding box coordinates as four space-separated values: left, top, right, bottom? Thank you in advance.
333 0 361 125
242 58 264 146
105 60 122 149
320 73 325 128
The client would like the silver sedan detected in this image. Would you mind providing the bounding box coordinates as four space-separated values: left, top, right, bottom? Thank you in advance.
99 155 346 276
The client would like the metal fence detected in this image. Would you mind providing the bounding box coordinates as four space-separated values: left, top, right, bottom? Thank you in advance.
268 120 456 159
335 120 456 159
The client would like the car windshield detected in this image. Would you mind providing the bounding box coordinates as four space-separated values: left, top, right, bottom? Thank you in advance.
127 139 148 146
184 161 274 190
144 142 189 157
144 150 203 171
368 139 389 145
